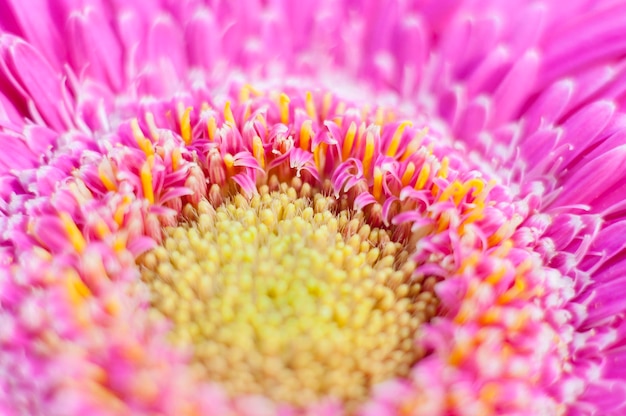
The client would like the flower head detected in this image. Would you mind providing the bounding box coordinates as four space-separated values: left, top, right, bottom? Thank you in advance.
2 1 626 415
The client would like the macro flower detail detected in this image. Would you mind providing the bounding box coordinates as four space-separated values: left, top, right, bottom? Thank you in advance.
3 1 626 415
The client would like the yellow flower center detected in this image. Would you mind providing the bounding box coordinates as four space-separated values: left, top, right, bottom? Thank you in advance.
138 179 439 408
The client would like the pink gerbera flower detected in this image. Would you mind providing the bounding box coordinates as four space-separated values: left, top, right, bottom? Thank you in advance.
2 1 626 415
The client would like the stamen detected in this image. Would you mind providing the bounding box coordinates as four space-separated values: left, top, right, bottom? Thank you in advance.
373 167 383 200
314 143 327 172
342 121 358 161
305 91 317 119
224 101 235 126
362 131 375 175
387 121 413 156
66 271 91 308
207 116 217 141
180 107 193 145
399 128 427 161
140 158 155 204
252 136 265 169
321 92 332 119
401 162 416 186
279 93 290 124
131 118 154 157
145 112 159 140
171 148 182 171
60 212 87 253
98 160 117 192
414 162 431 190
299 119 313 151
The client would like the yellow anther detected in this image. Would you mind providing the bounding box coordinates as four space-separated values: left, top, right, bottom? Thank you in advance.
224 101 235 126
305 91 317 119
438 180 463 203
335 101 346 118
515 259 533 275
400 127 428 161
59 212 87 253
223 153 236 177
94 219 110 239
113 196 131 226
452 301 471 325
480 382 500 404
131 118 154 157
414 162 431 190
171 147 182 171
239 84 251 102
299 120 313 151
140 157 155 204
342 121 358 161
314 143 327 172
492 239 514 258
479 308 501 325
239 84 262 102
252 136 265 169
373 167 383 200
374 107 384 126
98 161 116 192
464 178 486 199
458 252 480 273
362 131 375 175
498 276 527 304
448 341 467 366
207 116 217 141
485 266 507 285
445 178 487 206
321 92 332 119
67 272 91 306
387 121 413 156
242 102 252 121
437 156 450 179
360 104 371 120
460 206 485 229
145 112 159 140
437 211 451 233
112 232 127 252
180 107 193 145
130 117 144 140
401 162 416 186
487 223 510 247
279 93 290 124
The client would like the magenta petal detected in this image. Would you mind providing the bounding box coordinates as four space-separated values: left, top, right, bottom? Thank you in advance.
521 79 573 134
143 15 187 80
0 35 72 130
542 3 626 85
491 49 540 125
185 8 221 69
581 277 626 327
576 381 626 413
464 46 511 98
553 144 626 209
66 7 123 91
0 133 38 172
454 96 491 140
0 0 65 69
559 100 615 168
581 220 626 272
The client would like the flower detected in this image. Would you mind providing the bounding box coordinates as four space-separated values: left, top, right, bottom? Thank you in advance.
2 0 626 415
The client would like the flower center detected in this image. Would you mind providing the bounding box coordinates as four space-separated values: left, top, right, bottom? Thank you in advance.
138 179 439 408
